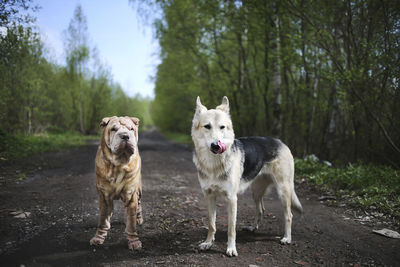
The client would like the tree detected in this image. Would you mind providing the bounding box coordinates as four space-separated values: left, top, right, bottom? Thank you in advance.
0 2 152 136
0 25 52 133
63 4 90 133
135 0 400 166
0 0 38 27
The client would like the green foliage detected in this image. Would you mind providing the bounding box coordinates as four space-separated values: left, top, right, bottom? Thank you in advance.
137 0 400 166
0 0 38 27
163 131 192 145
0 130 96 160
295 159 400 220
0 4 153 137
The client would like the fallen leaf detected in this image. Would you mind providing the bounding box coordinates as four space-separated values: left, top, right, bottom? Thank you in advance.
373 228 400 239
216 203 224 207
10 210 23 216
11 211 31 218
255 257 263 261
294 260 308 266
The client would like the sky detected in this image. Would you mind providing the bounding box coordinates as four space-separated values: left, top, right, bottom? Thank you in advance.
35 0 159 98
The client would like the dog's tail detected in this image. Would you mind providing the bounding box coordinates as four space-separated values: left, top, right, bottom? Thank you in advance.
291 190 303 214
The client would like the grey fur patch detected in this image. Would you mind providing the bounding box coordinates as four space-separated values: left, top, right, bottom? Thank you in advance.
197 169 208 180
217 171 229 180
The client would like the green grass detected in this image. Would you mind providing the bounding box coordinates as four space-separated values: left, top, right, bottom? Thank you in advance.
163 131 192 145
295 158 400 224
0 130 98 160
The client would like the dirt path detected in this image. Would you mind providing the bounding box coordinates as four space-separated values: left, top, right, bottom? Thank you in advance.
0 132 398 266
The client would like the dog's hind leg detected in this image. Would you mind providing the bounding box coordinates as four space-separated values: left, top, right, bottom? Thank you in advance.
277 183 293 244
271 147 299 244
199 193 216 251
274 163 294 244
90 191 113 246
246 175 273 232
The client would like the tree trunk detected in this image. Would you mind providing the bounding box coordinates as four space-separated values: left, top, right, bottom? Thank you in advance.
272 15 282 137
27 107 32 135
79 100 84 134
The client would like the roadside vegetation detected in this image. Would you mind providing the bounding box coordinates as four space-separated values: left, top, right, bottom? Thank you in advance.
0 129 97 160
138 0 400 168
0 2 153 160
296 158 400 226
1 2 154 137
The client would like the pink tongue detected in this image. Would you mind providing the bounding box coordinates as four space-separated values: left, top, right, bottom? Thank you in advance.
217 140 226 154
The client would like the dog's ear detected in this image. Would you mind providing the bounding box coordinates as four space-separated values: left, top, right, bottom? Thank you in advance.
196 96 207 114
100 117 111 128
130 117 140 127
216 96 229 113
129 117 140 140
193 96 206 129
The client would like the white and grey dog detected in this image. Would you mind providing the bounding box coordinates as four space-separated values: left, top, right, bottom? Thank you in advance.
191 96 303 257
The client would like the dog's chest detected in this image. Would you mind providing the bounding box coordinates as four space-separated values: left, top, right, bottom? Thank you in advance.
199 177 233 196
197 166 235 197
107 166 126 184
99 167 132 200
194 152 241 197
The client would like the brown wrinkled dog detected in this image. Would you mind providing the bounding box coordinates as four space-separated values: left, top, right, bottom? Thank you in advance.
90 116 143 250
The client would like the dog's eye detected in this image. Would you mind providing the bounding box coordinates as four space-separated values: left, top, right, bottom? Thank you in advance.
204 124 211 130
129 127 134 131
220 126 225 130
111 127 117 132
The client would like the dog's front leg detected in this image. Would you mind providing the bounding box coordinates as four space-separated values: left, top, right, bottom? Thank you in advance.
90 191 113 245
125 192 142 250
226 196 238 257
199 193 216 251
136 189 143 225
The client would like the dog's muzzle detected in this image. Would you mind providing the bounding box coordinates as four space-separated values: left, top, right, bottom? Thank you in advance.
115 137 136 155
210 140 226 154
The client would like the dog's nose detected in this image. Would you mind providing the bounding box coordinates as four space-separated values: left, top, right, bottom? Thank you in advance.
120 133 129 140
210 142 219 151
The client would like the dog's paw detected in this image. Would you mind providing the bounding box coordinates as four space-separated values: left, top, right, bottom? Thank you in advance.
136 217 143 225
128 238 142 250
226 246 238 257
89 236 105 246
280 237 292 244
199 241 213 250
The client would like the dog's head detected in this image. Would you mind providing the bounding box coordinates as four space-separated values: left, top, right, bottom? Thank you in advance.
100 116 140 158
191 96 234 154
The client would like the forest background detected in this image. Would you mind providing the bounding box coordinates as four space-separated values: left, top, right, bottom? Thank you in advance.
1 0 400 168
